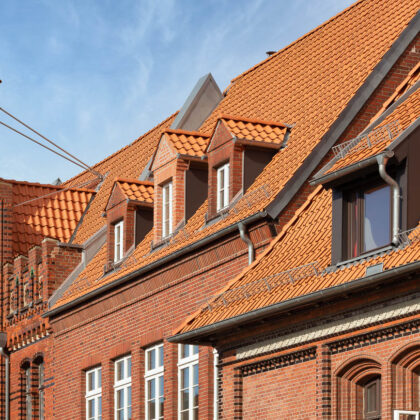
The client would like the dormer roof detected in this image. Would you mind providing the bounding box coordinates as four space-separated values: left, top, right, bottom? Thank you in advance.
105 179 154 212
206 115 290 153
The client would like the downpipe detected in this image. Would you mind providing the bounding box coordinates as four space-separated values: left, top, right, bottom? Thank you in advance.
0 332 9 420
377 154 400 245
238 222 254 265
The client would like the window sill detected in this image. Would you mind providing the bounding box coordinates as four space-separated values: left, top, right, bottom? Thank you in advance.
336 245 394 268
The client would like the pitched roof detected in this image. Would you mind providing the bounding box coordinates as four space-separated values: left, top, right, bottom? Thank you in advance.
320 85 420 177
51 0 420 310
1 179 95 256
175 186 420 335
220 115 289 145
163 129 209 158
115 179 154 204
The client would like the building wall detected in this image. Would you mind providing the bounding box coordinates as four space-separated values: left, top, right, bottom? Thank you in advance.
50 223 273 419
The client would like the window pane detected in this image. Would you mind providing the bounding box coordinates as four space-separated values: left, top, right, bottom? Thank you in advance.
127 357 132 378
181 389 189 411
159 346 164 367
148 378 156 399
148 400 155 420
364 186 390 251
98 368 101 388
128 386 132 418
88 371 95 391
117 360 124 381
98 396 102 417
88 399 95 418
148 349 156 371
117 389 124 409
193 364 199 386
182 344 189 359
193 385 199 408
159 376 164 397
181 367 189 389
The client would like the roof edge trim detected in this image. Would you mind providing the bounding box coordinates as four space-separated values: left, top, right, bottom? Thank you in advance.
266 10 420 219
168 260 420 343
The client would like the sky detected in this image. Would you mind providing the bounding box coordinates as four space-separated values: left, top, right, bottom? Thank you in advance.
0 0 354 184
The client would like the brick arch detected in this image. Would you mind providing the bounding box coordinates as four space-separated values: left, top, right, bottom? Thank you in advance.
389 341 420 412
32 352 44 365
20 357 31 369
335 356 382 420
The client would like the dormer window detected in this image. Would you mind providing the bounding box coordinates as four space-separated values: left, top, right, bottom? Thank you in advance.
217 163 229 211
345 183 391 258
162 181 173 238
114 221 123 262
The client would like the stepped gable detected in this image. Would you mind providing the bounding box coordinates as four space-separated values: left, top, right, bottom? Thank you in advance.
51 0 420 309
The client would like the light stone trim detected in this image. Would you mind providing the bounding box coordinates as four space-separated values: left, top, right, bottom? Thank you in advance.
236 298 420 360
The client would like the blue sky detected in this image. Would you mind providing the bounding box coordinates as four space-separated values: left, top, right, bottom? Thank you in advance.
0 0 353 184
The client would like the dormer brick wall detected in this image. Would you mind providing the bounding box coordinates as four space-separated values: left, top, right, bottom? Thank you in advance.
206 115 290 219
105 179 154 265
151 130 209 244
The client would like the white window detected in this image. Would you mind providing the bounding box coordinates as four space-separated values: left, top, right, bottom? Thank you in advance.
216 163 229 211
393 411 419 420
145 343 164 420
213 349 219 420
86 367 102 420
162 182 173 238
114 355 132 420
178 344 199 420
114 221 124 262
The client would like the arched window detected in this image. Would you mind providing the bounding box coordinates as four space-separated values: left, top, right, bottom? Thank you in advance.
33 356 45 420
361 375 381 419
21 362 32 420
336 357 382 419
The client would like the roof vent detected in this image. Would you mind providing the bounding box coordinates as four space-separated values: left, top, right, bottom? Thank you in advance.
266 51 276 56
365 263 383 277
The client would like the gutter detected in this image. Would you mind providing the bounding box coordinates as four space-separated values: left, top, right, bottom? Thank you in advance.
44 211 267 318
0 332 9 420
168 260 420 343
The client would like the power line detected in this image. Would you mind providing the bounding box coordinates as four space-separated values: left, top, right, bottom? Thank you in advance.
0 120 90 172
0 106 103 179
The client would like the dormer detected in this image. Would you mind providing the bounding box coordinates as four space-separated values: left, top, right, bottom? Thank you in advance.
206 115 291 219
105 179 154 265
150 129 209 244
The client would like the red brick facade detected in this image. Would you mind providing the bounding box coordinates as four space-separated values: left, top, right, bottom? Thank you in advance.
0 3 418 420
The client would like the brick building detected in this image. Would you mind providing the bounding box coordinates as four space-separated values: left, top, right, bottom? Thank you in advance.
0 0 419 419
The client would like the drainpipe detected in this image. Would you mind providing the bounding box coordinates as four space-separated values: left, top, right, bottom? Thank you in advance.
0 332 9 420
377 154 400 245
238 222 254 265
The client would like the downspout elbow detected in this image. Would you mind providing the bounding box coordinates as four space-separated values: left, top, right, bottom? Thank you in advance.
377 153 400 245
238 222 254 265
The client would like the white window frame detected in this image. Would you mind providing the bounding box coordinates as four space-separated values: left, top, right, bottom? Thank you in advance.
216 163 229 211
162 182 173 238
145 343 164 420
85 366 102 420
114 355 132 420
393 410 420 420
178 344 199 420
213 349 219 420
114 221 124 262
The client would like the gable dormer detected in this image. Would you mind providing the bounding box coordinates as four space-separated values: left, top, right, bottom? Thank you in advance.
105 179 154 265
206 115 291 219
150 129 209 244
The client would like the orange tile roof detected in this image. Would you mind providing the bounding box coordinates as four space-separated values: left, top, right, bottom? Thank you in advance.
115 179 154 204
323 85 420 175
163 129 209 158
175 187 420 334
2 179 95 256
52 0 420 310
221 115 289 144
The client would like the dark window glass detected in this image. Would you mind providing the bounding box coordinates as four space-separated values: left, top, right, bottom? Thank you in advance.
363 376 381 419
363 185 390 252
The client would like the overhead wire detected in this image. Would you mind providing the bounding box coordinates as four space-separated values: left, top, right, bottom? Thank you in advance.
0 106 103 179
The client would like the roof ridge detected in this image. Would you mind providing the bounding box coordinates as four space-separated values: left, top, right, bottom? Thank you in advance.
115 178 154 186
220 114 289 128
63 111 179 186
0 178 63 189
230 0 366 84
164 128 209 137
173 184 324 335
